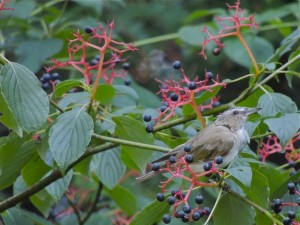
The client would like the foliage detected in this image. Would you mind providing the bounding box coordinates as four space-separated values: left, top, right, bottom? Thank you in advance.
0 0 300 225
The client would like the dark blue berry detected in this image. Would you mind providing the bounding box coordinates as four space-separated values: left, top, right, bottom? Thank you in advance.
215 156 223 165
297 197 300 206
160 105 168 112
213 47 221 56
203 161 213 171
287 182 296 194
95 55 101 61
287 211 296 219
181 216 189 223
169 93 178 101
206 71 214 80
195 195 204 204
288 160 296 168
188 81 197 90
39 76 47 84
175 210 185 218
51 72 60 80
156 193 165 202
183 205 191 214
167 196 176 205
171 189 178 196
89 59 98 66
184 154 193 163
172 60 182 70
162 214 172 224
272 199 282 208
192 211 203 221
169 155 176 164
43 73 52 81
203 207 211 215
145 124 153 133
213 101 221 107
151 163 160 171
122 62 130 70
162 101 169 106
143 114 152 122
124 79 131 86
85 26 93 33
42 83 50 90
282 217 292 225
184 145 192 152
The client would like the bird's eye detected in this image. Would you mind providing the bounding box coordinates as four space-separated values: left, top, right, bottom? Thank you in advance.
233 110 239 115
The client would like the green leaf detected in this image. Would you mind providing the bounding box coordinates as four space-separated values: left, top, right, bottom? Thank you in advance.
286 47 300 88
1 208 34 225
95 84 115 106
223 35 274 68
113 85 139 108
264 113 300 146
91 147 125 190
130 199 171 225
15 38 63 72
53 80 86 98
113 116 154 172
49 108 94 171
258 93 297 117
214 192 255 225
0 135 36 190
0 62 49 132
107 185 137 216
58 92 90 109
237 85 273 108
226 163 252 188
0 89 22 136
45 170 73 202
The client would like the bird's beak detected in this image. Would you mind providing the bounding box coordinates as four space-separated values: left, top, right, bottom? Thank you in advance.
246 107 261 115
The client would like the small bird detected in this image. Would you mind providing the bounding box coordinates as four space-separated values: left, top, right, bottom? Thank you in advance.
136 107 260 183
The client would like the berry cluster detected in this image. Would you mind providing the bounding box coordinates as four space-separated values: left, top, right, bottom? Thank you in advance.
46 22 137 85
39 72 61 90
259 131 300 169
270 182 300 225
143 60 225 132
150 144 224 224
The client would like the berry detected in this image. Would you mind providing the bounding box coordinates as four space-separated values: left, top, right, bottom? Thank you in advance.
183 205 191 214
213 101 221 107
95 55 101 61
42 83 50 90
195 194 204 204
160 105 168 112
288 160 296 168
184 145 192 152
175 210 185 218
171 189 178 196
203 207 211 215
84 26 93 33
122 62 130 70
162 214 172 224
192 211 203 221
124 79 131 86
215 156 223 165
206 71 214 80
172 60 182 70
169 93 178 101
282 217 292 225
162 101 169 106
156 193 165 202
167 196 176 205
51 72 60 81
287 182 296 194
184 154 193 163
188 81 197 90
151 163 160 171
143 114 152 122
39 76 46 84
213 47 221 56
43 73 52 81
287 211 296 219
203 161 213 171
169 155 176 164
272 199 282 208
145 124 153 133
296 197 300 206
89 59 98 66
181 216 189 223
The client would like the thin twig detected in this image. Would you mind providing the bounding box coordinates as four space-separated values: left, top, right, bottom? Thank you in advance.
66 193 82 223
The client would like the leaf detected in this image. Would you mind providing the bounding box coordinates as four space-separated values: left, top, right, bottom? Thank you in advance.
49 108 94 171
1 208 34 225
0 136 36 190
91 147 125 190
214 192 255 225
95 84 115 106
237 85 273 108
113 85 139 108
130 199 171 225
258 93 297 117
53 80 86 98
0 89 22 136
15 38 63 72
58 92 90 109
0 62 49 132
45 170 73 202
107 185 137 216
113 116 154 172
286 47 300 88
264 113 300 146
226 163 252 188
223 35 274 68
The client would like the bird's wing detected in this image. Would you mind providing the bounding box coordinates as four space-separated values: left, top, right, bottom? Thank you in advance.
151 125 235 163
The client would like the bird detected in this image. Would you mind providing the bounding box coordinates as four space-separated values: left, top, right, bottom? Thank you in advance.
136 107 260 183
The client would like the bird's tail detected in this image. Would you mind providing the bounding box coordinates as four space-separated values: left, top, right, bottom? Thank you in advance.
135 171 160 183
